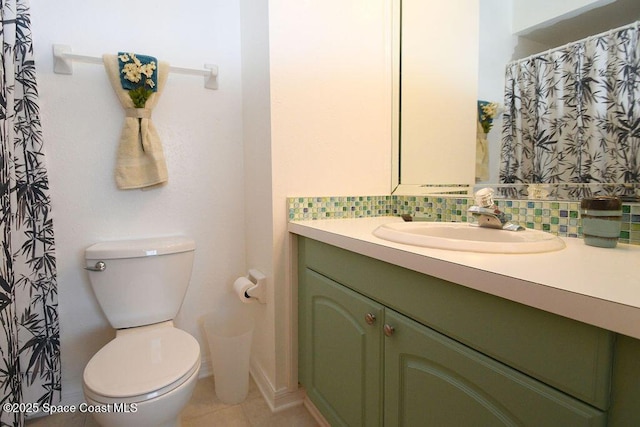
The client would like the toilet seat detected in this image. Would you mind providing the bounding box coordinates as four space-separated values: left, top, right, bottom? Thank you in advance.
83 326 200 404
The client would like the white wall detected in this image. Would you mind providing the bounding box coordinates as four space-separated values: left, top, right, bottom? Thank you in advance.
477 0 518 184
267 0 393 399
31 0 246 404
239 0 279 404
269 0 392 198
512 0 615 34
400 0 478 187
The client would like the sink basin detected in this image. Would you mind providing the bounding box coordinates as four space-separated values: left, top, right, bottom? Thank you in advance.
372 222 565 253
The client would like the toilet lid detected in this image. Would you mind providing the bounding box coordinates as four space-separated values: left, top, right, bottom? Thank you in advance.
84 327 200 399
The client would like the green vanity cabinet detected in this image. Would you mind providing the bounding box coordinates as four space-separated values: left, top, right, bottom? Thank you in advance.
299 268 384 426
297 237 640 426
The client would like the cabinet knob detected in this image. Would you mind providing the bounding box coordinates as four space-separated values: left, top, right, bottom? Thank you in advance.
383 324 395 337
364 313 376 325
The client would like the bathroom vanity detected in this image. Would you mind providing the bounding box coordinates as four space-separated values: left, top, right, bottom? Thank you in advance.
290 217 640 426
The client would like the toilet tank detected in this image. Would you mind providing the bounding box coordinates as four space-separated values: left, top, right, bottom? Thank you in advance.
85 236 196 329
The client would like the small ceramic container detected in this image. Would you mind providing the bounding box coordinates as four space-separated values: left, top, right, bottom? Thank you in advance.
580 197 622 248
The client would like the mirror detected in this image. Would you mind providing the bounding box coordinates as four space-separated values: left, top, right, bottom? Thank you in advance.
395 0 640 199
392 0 478 195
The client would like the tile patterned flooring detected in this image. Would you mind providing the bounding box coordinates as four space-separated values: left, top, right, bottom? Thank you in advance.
25 376 318 427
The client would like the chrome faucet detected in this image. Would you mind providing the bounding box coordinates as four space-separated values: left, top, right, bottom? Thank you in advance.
468 188 524 231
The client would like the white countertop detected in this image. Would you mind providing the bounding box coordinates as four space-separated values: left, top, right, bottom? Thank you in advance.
289 217 640 339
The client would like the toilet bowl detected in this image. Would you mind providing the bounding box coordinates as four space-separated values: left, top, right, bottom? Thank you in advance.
83 322 200 427
83 236 200 427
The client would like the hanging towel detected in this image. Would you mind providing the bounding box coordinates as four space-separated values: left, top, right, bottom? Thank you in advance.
103 53 169 190
475 121 489 182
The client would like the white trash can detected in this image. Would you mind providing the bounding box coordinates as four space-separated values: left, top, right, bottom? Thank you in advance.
203 293 254 404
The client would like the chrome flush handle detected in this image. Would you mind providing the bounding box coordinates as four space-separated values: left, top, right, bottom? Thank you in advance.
84 261 106 272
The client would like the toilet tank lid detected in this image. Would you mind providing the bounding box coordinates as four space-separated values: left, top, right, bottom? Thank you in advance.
85 236 195 259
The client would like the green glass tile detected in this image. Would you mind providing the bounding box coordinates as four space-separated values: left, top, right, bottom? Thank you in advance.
288 195 638 246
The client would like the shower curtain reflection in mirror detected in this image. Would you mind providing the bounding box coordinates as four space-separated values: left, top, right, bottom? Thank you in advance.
500 22 640 199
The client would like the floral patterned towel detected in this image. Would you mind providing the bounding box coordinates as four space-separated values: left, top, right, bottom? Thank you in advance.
103 53 169 190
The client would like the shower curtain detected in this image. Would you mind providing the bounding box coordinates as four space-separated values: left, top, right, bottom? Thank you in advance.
0 1 60 426
500 22 640 198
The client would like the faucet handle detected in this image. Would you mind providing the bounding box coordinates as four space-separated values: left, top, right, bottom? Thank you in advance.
474 188 495 208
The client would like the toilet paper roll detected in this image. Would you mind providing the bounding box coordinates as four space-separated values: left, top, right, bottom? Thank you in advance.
233 277 254 304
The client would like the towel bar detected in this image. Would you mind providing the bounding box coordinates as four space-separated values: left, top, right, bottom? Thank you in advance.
52 44 218 90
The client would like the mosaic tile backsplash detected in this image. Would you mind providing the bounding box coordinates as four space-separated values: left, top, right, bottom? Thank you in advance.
288 195 640 245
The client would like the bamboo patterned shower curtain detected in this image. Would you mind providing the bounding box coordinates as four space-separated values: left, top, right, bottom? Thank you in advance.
0 1 60 426
500 22 640 198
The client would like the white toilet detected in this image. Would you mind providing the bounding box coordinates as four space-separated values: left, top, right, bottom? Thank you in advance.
83 236 201 427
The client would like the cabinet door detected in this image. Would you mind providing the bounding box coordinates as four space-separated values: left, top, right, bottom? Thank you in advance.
384 309 606 427
299 269 383 427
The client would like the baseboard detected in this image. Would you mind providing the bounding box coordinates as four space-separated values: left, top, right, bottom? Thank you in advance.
198 354 213 378
249 360 305 413
303 394 331 427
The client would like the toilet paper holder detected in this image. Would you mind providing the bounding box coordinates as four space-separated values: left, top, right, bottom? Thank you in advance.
244 269 266 304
